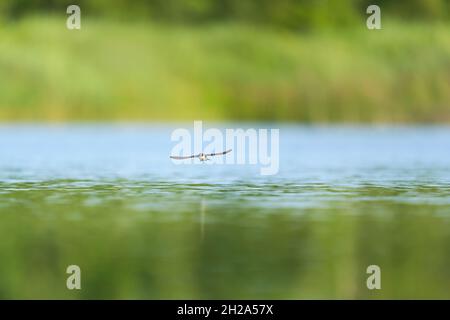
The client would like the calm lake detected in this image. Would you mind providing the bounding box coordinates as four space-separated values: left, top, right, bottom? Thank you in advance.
0 124 449 299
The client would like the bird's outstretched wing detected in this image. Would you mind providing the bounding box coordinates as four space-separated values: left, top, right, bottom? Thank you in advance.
170 154 198 160
205 149 232 157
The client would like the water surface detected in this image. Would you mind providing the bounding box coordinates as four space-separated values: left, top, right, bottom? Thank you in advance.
0 124 449 299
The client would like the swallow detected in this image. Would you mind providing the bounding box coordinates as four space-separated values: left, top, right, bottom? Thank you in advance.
170 149 232 162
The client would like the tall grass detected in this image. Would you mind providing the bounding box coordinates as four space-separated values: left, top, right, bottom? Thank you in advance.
0 16 449 122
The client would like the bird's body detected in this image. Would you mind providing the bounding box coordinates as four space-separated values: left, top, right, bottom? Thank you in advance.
170 149 232 162
198 153 208 161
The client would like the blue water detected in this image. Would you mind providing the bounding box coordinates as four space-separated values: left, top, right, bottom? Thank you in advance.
1 124 449 185
0 124 449 298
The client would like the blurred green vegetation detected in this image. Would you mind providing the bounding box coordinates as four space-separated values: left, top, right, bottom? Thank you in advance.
0 1 449 122
1 0 449 27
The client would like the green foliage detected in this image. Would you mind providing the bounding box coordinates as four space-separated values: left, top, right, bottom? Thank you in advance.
0 17 449 122
0 0 449 28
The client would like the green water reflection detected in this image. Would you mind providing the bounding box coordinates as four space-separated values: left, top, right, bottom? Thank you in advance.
0 181 448 299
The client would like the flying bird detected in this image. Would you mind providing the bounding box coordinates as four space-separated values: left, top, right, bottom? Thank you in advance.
170 149 232 162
